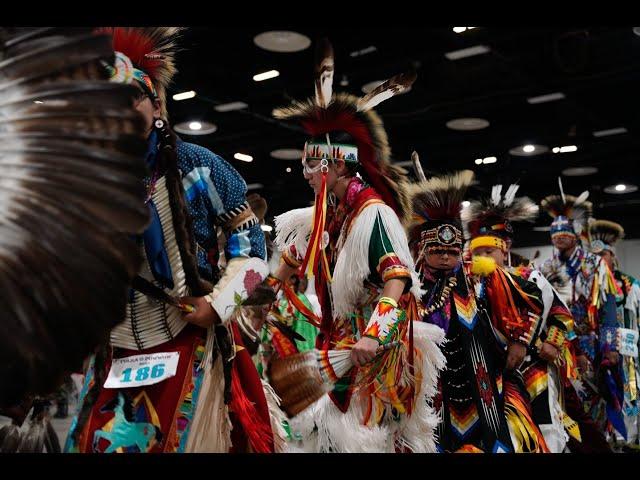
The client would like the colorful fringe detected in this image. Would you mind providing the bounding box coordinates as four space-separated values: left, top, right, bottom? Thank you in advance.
485 267 541 344
299 171 332 284
503 377 550 453
282 281 322 328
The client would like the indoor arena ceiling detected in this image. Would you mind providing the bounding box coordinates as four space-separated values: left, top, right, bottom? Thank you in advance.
167 27 640 247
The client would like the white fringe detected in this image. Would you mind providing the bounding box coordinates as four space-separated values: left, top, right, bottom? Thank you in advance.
289 394 395 453
538 367 569 453
274 207 314 258
395 321 447 453
332 203 423 318
260 380 290 453
286 321 446 453
184 356 233 452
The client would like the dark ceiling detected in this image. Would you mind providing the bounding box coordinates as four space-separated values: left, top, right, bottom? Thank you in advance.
166 27 640 247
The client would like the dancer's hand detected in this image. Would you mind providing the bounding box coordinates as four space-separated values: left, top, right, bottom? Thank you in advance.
539 342 560 363
604 350 620 365
351 337 380 367
179 296 221 328
577 354 591 374
506 342 527 370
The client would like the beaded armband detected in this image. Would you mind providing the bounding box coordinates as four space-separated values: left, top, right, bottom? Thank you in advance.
545 325 566 350
363 296 404 344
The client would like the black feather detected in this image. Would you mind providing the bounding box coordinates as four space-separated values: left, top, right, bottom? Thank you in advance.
0 28 148 406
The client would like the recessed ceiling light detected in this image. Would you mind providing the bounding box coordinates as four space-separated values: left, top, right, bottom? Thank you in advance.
253 31 311 53
246 183 264 190
462 200 471 207
509 144 549 156
361 80 412 95
214 101 248 112
286 167 292 173
482 156 497 164
270 148 304 160
446 118 490 131
562 166 598 176
526 92 565 104
173 121 217 135
604 183 638 194
445 45 490 60
172 90 196 101
593 127 628 137
533 226 551 232
234 153 253 162
350 46 377 57
253 70 280 82
33 100 44 104
474 158 483 165
453 27 477 34
552 145 578 153
261 224 274 232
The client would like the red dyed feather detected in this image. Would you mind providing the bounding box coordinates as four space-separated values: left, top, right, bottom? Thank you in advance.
95 27 163 80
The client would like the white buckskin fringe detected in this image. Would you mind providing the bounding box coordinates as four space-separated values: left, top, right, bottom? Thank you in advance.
332 203 424 318
287 321 446 453
538 367 569 453
261 380 290 453
395 321 447 453
184 356 232 452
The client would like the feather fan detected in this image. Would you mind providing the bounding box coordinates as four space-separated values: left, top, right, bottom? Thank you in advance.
0 28 149 407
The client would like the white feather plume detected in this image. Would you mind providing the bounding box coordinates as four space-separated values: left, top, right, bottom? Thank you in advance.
575 190 590 205
558 177 566 204
491 185 503 206
274 207 314 258
504 184 520 206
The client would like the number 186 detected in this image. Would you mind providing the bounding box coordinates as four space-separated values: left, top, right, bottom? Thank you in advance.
121 363 166 383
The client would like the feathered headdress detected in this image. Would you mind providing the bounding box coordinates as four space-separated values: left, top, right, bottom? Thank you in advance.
273 38 415 281
95 27 181 118
541 177 592 238
273 38 415 215
402 170 474 252
462 184 539 252
589 219 624 254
